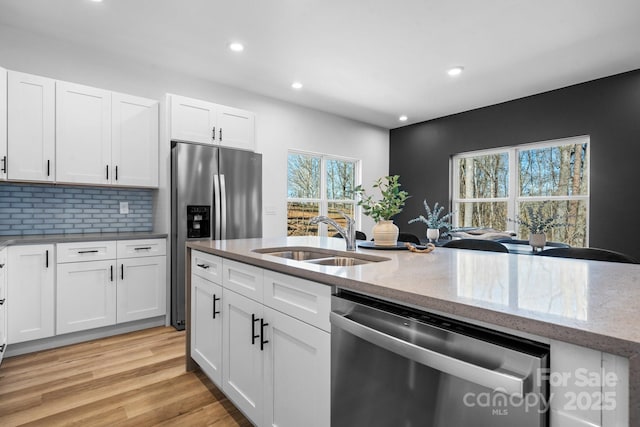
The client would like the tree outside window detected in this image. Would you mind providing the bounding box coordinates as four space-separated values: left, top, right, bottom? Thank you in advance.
452 136 589 247
287 152 358 236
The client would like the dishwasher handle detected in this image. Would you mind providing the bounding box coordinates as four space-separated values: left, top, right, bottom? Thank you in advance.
330 311 527 396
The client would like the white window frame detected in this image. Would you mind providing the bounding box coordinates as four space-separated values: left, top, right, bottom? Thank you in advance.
287 150 361 236
450 135 590 244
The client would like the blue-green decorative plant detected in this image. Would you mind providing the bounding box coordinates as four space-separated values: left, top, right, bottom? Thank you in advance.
408 200 454 233
508 204 565 234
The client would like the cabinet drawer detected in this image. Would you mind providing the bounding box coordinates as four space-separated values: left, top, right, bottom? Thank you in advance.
117 239 166 258
263 270 331 332
222 259 263 302
57 241 116 263
192 250 223 284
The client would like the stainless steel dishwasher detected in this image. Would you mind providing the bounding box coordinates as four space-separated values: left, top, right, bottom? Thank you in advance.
331 290 549 427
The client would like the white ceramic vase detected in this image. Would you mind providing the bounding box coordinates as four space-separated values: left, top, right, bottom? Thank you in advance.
426 228 440 243
372 220 399 246
529 232 546 252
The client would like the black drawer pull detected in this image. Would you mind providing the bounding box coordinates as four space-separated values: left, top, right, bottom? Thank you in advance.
134 247 152 251
196 263 210 269
78 250 99 254
251 313 260 345
121 264 124 280
110 265 113 282
260 318 269 351
0 344 5 353
1 155 6 174
106 165 109 180
212 294 220 319
0 298 5 305
0 263 4 268
45 250 49 268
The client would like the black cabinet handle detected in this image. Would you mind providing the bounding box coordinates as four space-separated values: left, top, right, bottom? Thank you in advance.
212 126 216 140
110 265 113 282
0 298 5 305
134 247 152 251
45 250 49 268
0 263 4 268
219 128 222 141
251 313 260 345
115 165 118 181
121 264 124 280
196 263 210 269
106 165 109 180
0 344 5 353
47 160 50 176
78 250 99 254
260 318 269 351
1 155 6 174
212 294 220 319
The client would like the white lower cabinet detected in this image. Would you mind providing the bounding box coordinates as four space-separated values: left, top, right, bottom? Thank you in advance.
191 254 331 427
191 274 223 386
0 248 7 365
263 306 330 427
117 256 166 323
222 288 265 424
7 244 55 344
57 260 116 334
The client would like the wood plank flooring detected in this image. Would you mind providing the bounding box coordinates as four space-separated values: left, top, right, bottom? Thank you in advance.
0 326 252 426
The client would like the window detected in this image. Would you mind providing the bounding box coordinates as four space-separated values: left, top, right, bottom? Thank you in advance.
287 151 359 236
451 136 589 246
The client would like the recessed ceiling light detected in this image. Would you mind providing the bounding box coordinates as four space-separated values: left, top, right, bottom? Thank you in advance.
229 42 244 52
89 0 103 2
399 115 408 122
291 81 303 90
447 66 464 77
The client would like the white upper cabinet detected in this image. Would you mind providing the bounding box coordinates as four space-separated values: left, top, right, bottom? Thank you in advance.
217 105 255 151
169 94 256 151
0 67 6 181
55 81 112 185
7 71 56 182
111 93 159 187
170 94 217 144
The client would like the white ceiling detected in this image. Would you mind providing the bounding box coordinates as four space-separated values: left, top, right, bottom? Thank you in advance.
1 0 640 129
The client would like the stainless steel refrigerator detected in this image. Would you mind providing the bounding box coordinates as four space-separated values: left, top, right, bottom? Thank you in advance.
171 141 262 330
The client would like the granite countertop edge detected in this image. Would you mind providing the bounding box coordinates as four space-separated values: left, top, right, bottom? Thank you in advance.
0 232 168 248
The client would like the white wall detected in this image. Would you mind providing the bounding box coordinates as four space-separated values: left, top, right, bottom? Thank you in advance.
0 25 389 237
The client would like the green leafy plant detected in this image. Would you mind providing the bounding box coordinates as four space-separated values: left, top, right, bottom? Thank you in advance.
508 204 565 234
408 200 454 232
353 175 409 222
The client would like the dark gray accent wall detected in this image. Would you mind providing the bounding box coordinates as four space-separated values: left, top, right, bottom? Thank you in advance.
390 69 640 260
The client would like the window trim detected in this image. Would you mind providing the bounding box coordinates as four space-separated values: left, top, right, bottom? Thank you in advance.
450 135 590 244
287 149 361 236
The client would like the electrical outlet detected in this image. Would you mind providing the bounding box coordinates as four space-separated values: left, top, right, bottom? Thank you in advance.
120 202 129 214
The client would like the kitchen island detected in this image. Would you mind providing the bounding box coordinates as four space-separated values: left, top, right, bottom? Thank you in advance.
186 236 640 426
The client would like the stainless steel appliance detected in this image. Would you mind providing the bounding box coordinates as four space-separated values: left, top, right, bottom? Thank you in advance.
171 141 262 329
331 290 549 427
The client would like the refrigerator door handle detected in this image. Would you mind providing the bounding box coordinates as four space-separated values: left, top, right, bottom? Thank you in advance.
220 174 227 240
213 174 221 240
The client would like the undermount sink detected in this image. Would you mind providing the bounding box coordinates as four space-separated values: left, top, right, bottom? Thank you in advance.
253 246 389 266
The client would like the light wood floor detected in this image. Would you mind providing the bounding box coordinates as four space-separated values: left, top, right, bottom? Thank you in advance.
0 326 252 426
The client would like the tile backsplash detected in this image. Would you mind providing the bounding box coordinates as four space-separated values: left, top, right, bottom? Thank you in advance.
0 183 153 236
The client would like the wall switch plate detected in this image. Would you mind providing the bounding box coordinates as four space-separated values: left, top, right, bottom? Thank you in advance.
120 202 129 214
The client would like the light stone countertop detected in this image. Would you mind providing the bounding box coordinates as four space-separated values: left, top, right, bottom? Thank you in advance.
187 235 640 423
0 231 168 249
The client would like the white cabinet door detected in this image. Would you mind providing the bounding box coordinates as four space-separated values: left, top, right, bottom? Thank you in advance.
222 288 264 425
117 255 166 323
112 93 159 187
170 94 217 144
0 249 7 365
263 307 330 427
0 67 7 181
56 81 111 184
7 71 55 182
191 274 223 386
217 105 255 151
57 260 117 334
7 244 55 344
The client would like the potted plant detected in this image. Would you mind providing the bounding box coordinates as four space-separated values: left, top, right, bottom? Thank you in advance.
408 200 454 243
354 175 409 246
508 204 565 251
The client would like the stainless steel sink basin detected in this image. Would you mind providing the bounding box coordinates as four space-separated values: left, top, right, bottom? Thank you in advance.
253 246 389 266
305 256 370 266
